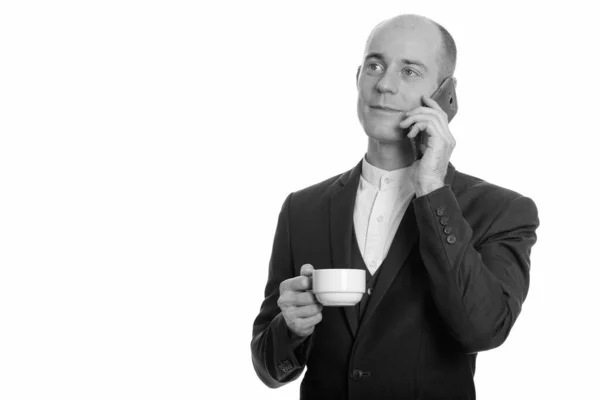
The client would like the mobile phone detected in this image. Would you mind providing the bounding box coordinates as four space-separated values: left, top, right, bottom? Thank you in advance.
411 76 458 160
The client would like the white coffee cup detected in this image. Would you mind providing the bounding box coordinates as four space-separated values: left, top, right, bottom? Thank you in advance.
312 269 366 306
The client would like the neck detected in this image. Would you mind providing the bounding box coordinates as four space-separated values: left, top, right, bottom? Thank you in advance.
366 137 415 171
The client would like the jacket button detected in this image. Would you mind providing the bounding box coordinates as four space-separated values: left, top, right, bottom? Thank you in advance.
278 360 292 372
444 226 453 234
447 234 456 244
440 216 449 226
436 207 445 216
351 369 363 380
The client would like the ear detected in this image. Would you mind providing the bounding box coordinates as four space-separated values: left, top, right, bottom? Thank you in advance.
356 66 361 86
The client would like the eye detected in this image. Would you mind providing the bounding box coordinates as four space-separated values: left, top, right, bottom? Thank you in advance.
403 68 419 77
367 63 383 72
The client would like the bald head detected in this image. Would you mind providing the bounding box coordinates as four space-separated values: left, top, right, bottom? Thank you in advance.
364 14 457 84
356 14 458 144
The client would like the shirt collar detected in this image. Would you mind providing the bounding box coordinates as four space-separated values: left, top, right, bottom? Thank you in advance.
360 154 415 192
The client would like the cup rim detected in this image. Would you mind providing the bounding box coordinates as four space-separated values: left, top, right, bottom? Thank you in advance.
312 290 365 294
313 268 365 273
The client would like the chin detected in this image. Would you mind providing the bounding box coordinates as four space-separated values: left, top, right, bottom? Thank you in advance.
363 123 408 143
358 109 407 142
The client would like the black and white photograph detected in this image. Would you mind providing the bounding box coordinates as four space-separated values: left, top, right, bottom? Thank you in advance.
1 1 598 399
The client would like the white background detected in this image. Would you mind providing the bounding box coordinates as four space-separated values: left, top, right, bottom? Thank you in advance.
0 1 598 399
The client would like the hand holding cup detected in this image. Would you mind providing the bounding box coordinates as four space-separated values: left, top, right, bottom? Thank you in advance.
277 264 323 337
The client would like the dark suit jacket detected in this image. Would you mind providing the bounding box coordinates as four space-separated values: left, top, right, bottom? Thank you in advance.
251 159 539 399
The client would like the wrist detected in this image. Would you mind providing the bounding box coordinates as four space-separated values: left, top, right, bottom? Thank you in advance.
415 179 444 197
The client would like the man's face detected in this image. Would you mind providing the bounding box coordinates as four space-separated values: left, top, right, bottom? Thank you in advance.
357 18 442 143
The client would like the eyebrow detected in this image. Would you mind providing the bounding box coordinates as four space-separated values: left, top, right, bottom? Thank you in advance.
364 52 429 71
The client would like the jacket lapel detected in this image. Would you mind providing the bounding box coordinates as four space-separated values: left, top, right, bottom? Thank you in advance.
356 162 457 334
357 200 418 333
329 159 362 337
328 159 457 338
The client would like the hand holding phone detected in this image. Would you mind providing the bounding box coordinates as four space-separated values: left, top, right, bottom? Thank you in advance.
410 77 458 160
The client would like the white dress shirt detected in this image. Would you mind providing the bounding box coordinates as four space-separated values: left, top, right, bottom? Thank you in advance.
353 155 415 275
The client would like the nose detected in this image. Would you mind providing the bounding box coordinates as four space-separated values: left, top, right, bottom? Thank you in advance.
375 70 399 94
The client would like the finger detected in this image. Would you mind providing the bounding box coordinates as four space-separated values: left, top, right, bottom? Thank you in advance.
302 312 323 328
404 116 444 140
398 115 414 129
287 313 323 336
296 290 319 305
292 303 323 318
399 113 436 129
282 291 318 307
279 275 308 294
287 275 311 292
406 121 428 139
295 312 323 331
422 95 442 111
406 106 446 121
300 263 315 278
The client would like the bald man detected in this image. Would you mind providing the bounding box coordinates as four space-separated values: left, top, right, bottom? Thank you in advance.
251 14 539 400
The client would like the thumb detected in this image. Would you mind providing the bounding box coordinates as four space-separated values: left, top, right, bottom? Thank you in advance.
300 263 315 278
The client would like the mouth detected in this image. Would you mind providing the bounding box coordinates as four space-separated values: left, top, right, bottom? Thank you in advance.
370 105 403 113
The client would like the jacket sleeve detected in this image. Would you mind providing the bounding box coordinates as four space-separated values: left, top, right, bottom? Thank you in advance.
412 185 539 354
250 192 314 388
